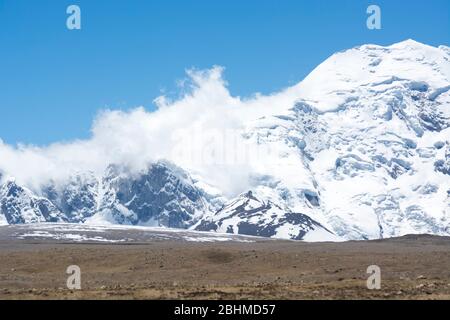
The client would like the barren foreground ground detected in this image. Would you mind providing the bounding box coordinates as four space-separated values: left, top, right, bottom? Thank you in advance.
0 225 449 300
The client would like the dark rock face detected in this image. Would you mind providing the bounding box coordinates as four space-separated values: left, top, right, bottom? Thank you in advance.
0 180 65 224
235 212 328 240
100 162 207 228
195 191 335 240
43 173 99 223
0 162 208 228
434 144 450 175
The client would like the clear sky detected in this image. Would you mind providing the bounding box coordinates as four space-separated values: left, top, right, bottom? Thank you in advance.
0 0 449 145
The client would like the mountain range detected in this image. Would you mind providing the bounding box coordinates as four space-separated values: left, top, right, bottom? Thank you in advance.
1 39 449 241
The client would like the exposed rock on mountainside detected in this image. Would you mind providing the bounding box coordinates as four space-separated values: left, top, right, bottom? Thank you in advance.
195 191 340 241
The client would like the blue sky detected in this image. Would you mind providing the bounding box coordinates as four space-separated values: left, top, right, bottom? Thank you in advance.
0 0 449 145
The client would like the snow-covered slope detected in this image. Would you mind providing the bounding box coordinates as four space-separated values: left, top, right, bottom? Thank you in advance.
0 223 260 243
0 179 65 224
294 40 450 239
295 40 450 113
0 161 212 228
88 161 210 227
225 39 450 240
195 191 341 241
0 40 449 241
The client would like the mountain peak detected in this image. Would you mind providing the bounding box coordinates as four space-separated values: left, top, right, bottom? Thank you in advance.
195 191 341 241
389 39 428 49
295 39 450 113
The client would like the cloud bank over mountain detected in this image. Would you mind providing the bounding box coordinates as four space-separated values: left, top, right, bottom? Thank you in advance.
0 66 290 195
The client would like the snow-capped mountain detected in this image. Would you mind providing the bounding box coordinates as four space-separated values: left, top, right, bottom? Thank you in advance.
0 39 449 241
195 191 340 241
42 172 99 223
0 179 65 224
89 162 210 228
2 161 211 228
294 40 450 239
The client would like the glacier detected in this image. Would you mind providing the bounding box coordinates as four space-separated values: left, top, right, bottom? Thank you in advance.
0 39 449 241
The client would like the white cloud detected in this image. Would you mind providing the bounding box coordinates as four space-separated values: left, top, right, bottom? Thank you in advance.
0 66 303 196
